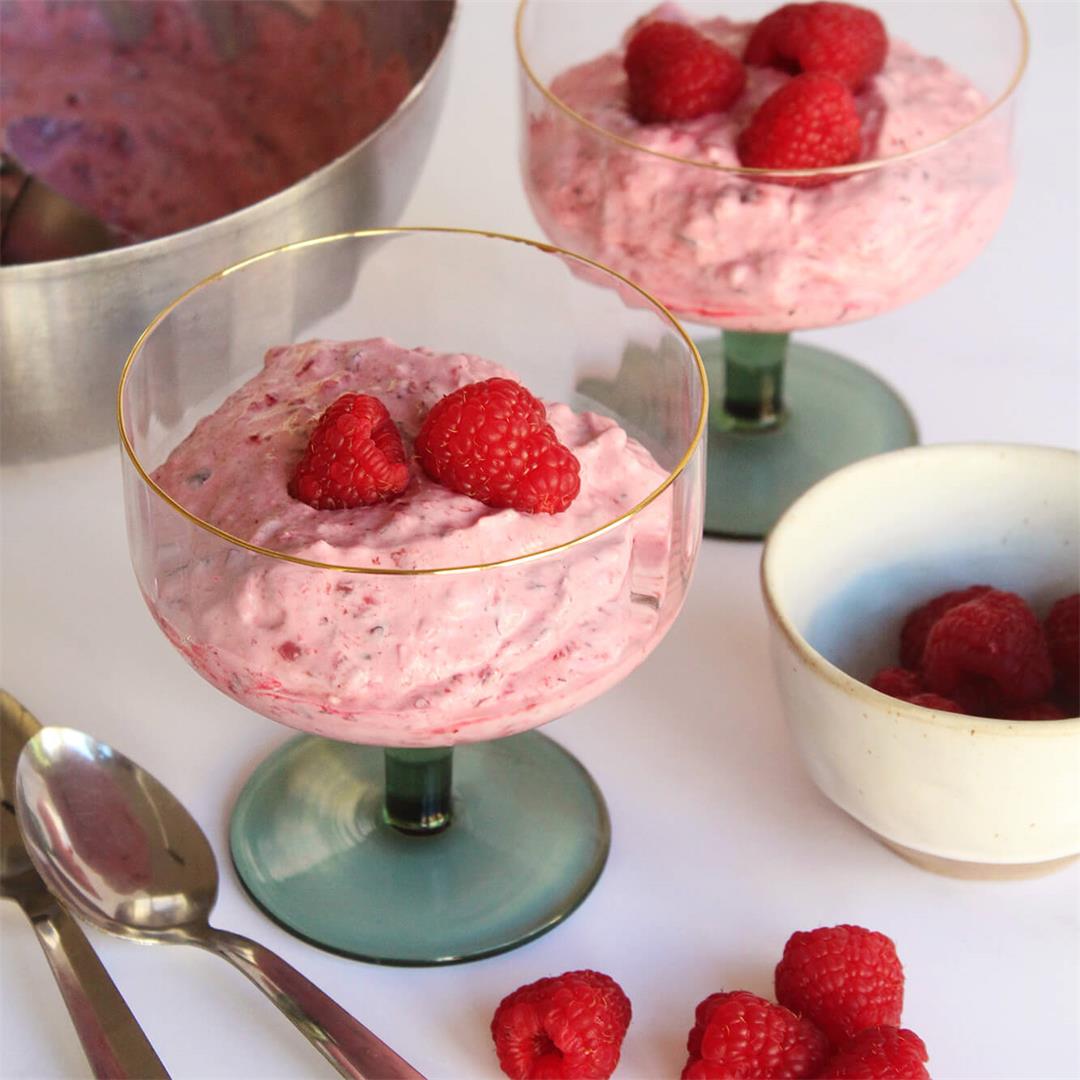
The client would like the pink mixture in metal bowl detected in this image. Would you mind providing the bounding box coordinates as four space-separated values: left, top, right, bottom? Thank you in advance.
0 0 413 241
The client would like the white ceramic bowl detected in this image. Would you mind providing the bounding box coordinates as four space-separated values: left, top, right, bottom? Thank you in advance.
761 444 1080 875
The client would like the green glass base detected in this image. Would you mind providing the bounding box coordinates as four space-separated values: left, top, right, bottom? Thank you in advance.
229 731 610 966
701 339 918 540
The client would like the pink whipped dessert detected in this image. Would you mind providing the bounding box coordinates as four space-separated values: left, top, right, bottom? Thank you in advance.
148 338 675 746
524 4 1014 332
0 0 413 241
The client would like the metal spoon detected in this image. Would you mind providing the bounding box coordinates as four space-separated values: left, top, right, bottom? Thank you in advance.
1 695 169 1078
15 726 425 1080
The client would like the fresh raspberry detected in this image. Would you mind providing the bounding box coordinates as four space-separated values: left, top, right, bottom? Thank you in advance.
736 73 862 181
899 585 994 669
922 590 1054 707
743 6 805 71
1001 700 1069 721
820 1027 930 1079
744 3 888 89
416 378 581 515
774 925 903 1047
869 669 964 712
491 970 631 1080
624 21 746 123
681 991 829 1079
906 692 963 713
1045 593 1079 702
289 393 408 510
869 667 923 700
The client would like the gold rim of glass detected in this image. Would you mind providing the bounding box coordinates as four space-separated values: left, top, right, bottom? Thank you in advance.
117 226 708 576
515 0 1029 179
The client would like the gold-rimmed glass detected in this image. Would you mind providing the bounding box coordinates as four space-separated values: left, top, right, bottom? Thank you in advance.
517 0 1026 537
118 227 706 963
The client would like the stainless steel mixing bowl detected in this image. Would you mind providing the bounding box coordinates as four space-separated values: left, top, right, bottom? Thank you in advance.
0 0 456 462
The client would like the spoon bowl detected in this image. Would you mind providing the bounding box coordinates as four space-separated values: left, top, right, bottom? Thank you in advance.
15 726 217 939
16 726 425 1080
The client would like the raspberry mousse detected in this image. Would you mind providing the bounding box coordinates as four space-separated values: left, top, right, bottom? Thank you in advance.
149 338 675 746
0 0 413 241
524 3 1014 331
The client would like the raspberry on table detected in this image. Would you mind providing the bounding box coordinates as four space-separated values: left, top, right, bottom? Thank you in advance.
289 393 409 510
681 990 829 1079
736 72 862 181
921 589 1054 707
1044 592 1079 705
869 667 923 700
820 1026 930 1079
491 970 631 1080
624 20 746 123
415 378 581 515
774 925 904 1047
899 585 993 670
744 2 888 89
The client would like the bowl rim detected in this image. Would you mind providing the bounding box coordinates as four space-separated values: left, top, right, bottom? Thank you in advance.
515 0 1029 180
0 0 459 276
117 225 709 577
760 442 1080 733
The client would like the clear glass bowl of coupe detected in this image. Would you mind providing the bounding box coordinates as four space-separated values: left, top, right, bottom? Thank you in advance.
517 0 1026 537
118 228 706 964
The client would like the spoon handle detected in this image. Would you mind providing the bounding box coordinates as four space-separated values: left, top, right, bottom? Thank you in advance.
206 929 426 1080
31 906 171 1079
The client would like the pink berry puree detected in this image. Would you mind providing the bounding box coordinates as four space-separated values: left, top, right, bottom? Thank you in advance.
524 5 1014 332
0 0 413 241
148 338 677 746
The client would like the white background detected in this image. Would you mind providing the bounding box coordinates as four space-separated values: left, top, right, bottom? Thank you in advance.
2 1 1078 1078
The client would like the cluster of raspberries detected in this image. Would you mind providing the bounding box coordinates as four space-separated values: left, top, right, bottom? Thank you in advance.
491 925 929 1079
869 587 1079 720
289 378 581 515
622 2 888 181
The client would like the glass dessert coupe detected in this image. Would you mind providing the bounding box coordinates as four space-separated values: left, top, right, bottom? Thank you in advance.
517 0 1027 538
118 228 706 964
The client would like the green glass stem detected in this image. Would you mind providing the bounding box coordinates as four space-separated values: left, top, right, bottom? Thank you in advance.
706 330 790 431
383 746 453 835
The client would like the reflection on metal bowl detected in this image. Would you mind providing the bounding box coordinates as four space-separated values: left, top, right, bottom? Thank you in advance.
0 0 456 462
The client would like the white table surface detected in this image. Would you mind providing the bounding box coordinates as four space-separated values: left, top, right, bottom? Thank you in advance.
2 2 1078 1078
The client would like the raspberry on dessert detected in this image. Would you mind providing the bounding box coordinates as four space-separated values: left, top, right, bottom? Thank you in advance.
415 378 581 515
1044 592 1080 704
1000 700 1069 721
820 1026 930 1079
744 2 888 90
774 925 904 1047
899 585 993 670
681 990 829 1079
906 692 963 714
289 393 409 510
625 20 746 123
743 6 805 71
921 589 1054 707
736 72 862 181
491 970 631 1080
869 667 923 700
